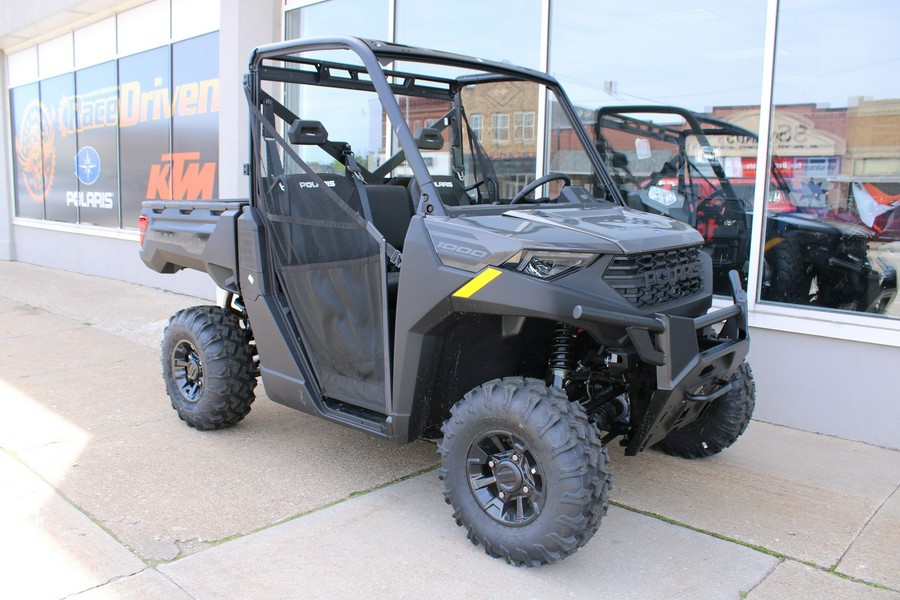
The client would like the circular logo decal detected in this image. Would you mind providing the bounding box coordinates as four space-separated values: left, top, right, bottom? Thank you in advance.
14 98 55 203
75 146 101 186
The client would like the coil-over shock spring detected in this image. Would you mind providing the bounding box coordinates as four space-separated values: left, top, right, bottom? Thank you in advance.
548 322 576 388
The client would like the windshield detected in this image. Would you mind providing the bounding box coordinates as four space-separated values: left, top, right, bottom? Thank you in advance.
259 43 612 211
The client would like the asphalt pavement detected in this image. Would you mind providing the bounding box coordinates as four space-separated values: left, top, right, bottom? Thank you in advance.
1 260 898 599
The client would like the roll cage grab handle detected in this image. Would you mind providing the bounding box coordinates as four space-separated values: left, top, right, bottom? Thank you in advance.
248 35 626 212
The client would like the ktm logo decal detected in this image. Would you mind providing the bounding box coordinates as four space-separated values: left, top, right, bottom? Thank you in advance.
15 99 55 203
146 152 216 200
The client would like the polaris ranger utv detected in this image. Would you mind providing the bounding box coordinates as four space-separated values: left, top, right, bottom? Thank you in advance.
139 36 752 566
593 105 896 313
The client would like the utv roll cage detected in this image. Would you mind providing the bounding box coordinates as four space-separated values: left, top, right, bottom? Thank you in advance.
247 36 623 214
595 105 793 198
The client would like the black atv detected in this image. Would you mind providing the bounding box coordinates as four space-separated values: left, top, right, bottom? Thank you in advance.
139 37 752 566
594 106 896 313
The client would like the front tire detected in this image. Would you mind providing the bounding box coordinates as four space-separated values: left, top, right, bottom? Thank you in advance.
655 362 755 459
438 377 610 566
161 305 257 430
763 237 811 304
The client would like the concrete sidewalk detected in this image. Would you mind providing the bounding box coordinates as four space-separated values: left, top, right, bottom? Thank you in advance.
1 260 898 599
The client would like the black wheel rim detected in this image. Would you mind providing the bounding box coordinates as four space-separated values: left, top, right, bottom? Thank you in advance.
172 340 204 402
466 430 544 526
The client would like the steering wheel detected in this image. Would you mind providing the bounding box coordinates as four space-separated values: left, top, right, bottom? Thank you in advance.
510 172 571 204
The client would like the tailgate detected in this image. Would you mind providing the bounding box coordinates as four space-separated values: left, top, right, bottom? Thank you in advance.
139 199 248 292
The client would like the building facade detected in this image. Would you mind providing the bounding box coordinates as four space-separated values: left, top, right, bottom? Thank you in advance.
2 0 898 448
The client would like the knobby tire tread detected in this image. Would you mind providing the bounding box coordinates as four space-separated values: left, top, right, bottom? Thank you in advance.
438 377 611 566
162 305 257 430
654 362 755 459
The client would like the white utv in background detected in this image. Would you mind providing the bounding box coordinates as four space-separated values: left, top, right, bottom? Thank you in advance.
139 36 753 566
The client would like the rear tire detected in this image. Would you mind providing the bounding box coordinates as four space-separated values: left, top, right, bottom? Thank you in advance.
438 377 610 566
764 238 810 304
161 305 257 430
655 362 755 459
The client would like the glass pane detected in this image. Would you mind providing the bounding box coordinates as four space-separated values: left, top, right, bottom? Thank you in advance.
172 32 220 202
40 74 78 223
286 0 388 40
551 0 768 295
75 61 120 227
767 1 900 317
284 1 389 174
119 46 172 228
117 0 170 56
8 47 38 87
550 1 767 112
10 83 45 219
281 53 382 175
460 81 540 200
272 41 610 209
396 0 541 69
593 107 760 294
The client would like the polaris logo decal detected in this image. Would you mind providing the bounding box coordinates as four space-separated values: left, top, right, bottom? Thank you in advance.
644 262 701 286
296 179 336 189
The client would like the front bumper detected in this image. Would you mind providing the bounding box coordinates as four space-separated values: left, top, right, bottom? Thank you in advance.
573 271 750 455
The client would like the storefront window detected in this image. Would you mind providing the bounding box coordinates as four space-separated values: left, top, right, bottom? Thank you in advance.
395 0 541 69
119 46 172 228
10 83 45 220
766 0 900 318
7 16 220 231
550 0 767 295
172 33 220 202
38 74 78 224
284 1 388 174
285 0 387 41
75 61 120 227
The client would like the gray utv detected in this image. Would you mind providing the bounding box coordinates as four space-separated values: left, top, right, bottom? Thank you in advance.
139 36 753 566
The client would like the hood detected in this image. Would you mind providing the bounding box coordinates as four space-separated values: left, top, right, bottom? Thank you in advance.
426 204 704 273
498 205 703 253
769 212 873 239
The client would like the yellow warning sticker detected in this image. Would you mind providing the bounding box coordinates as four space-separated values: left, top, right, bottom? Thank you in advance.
452 268 502 299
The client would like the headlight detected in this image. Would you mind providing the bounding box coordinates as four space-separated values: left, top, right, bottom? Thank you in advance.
506 250 597 279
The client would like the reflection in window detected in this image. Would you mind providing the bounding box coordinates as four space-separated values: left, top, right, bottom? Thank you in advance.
461 82 540 200
594 107 759 295
285 0 387 40
766 0 900 318
396 0 541 69
284 0 388 175
514 111 535 142
470 113 483 140
492 113 510 143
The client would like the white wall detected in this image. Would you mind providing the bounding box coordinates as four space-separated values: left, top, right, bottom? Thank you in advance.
218 0 281 201
0 52 13 260
749 328 900 449
12 225 217 298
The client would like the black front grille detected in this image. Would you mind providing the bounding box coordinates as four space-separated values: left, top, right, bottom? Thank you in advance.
604 246 704 308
